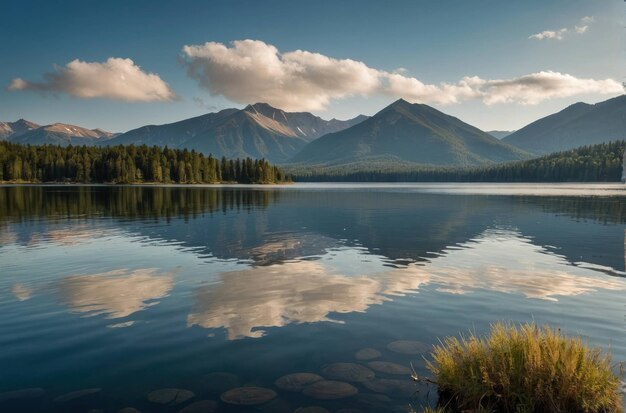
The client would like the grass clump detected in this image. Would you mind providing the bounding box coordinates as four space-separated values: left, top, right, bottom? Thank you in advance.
425 322 622 413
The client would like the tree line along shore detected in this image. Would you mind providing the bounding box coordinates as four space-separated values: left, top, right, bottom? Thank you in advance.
0 140 624 184
0 142 289 184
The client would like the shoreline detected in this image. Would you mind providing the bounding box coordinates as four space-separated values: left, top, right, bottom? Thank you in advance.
0 181 294 186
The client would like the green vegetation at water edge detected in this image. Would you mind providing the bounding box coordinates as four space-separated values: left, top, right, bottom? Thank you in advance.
289 141 625 182
421 322 622 413
0 142 289 184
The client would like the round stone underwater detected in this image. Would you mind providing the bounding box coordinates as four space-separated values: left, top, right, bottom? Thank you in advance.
366 361 412 375
354 348 382 361
387 340 430 355
321 363 375 382
220 386 277 406
302 380 358 400
275 373 324 392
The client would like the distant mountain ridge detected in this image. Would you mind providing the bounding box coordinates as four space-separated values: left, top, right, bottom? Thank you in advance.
107 103 367 163
9 95 623 167
503 95 626 154
0 119 40 140
289 99 529 166
6 122 116 146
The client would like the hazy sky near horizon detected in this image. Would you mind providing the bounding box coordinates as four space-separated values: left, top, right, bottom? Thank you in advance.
1 0 624 132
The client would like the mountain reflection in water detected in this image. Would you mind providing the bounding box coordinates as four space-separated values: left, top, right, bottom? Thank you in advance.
0 184 625 412
188 230 626 339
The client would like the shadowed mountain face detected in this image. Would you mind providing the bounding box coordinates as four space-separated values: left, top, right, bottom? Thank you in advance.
0 119 40 140
5 122 116 146
487 130 514 140
107 108 239 148
107 103 367 163
504 95 626 155
289 99 529 166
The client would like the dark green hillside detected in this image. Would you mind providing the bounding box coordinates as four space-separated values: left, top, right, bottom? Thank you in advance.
289 99 528 166
504 95 626 154
290 141 625 182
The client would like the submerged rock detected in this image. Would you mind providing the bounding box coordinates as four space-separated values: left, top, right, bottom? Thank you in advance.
275 373 324 392
302 380 358 400
294 406 330 413
386 340 430 355
366 361 412 375
321 363 375 382
53 388 101 403
177 400 219 413
362 378 416 398
0 388 45 403
354 348 381 361
220 387 276 406
148 388 195 405
117 408 141 413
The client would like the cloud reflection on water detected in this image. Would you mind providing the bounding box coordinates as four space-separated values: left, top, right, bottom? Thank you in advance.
59 268 174 319
188 261 384 339
188 230 626 339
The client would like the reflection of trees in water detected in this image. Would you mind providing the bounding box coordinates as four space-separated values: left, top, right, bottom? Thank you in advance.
0 186 279 222
522 196 626 225
2 186 624 270
2 186 623 225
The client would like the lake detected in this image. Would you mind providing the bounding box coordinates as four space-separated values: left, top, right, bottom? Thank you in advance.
1 183 625 412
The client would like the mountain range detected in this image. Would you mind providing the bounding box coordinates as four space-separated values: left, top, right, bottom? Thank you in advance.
107 103 367 163
289 99 528 166
503 95 626 154
0 119 40 140
3 94 625 166
1 119 116 146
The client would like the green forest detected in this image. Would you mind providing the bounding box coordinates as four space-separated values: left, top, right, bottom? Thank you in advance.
1 140 623 184
290 141 626 182
0 142 289 184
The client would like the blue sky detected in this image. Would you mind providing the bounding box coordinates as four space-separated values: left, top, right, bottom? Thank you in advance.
1 0 624 132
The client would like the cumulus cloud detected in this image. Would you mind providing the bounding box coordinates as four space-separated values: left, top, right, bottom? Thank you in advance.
8 57 177 102
575 16 595 34
575 25 589 34
463 71 623 105
180 39 622 110
531 16 595 40
181 39 379 111
529 28 568 40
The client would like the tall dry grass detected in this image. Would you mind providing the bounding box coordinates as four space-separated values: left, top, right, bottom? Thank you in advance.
423 322 622 413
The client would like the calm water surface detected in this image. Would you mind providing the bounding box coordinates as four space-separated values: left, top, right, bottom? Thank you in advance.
1 183 625 412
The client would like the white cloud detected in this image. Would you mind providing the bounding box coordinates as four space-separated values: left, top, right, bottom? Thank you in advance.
580 16 595 24
181 40 379 111
529 28 568 40
8 58 177 102
575 25 589 34
531 16 595 39
575 16 594 34
465 71 623 105
181 39 623 110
